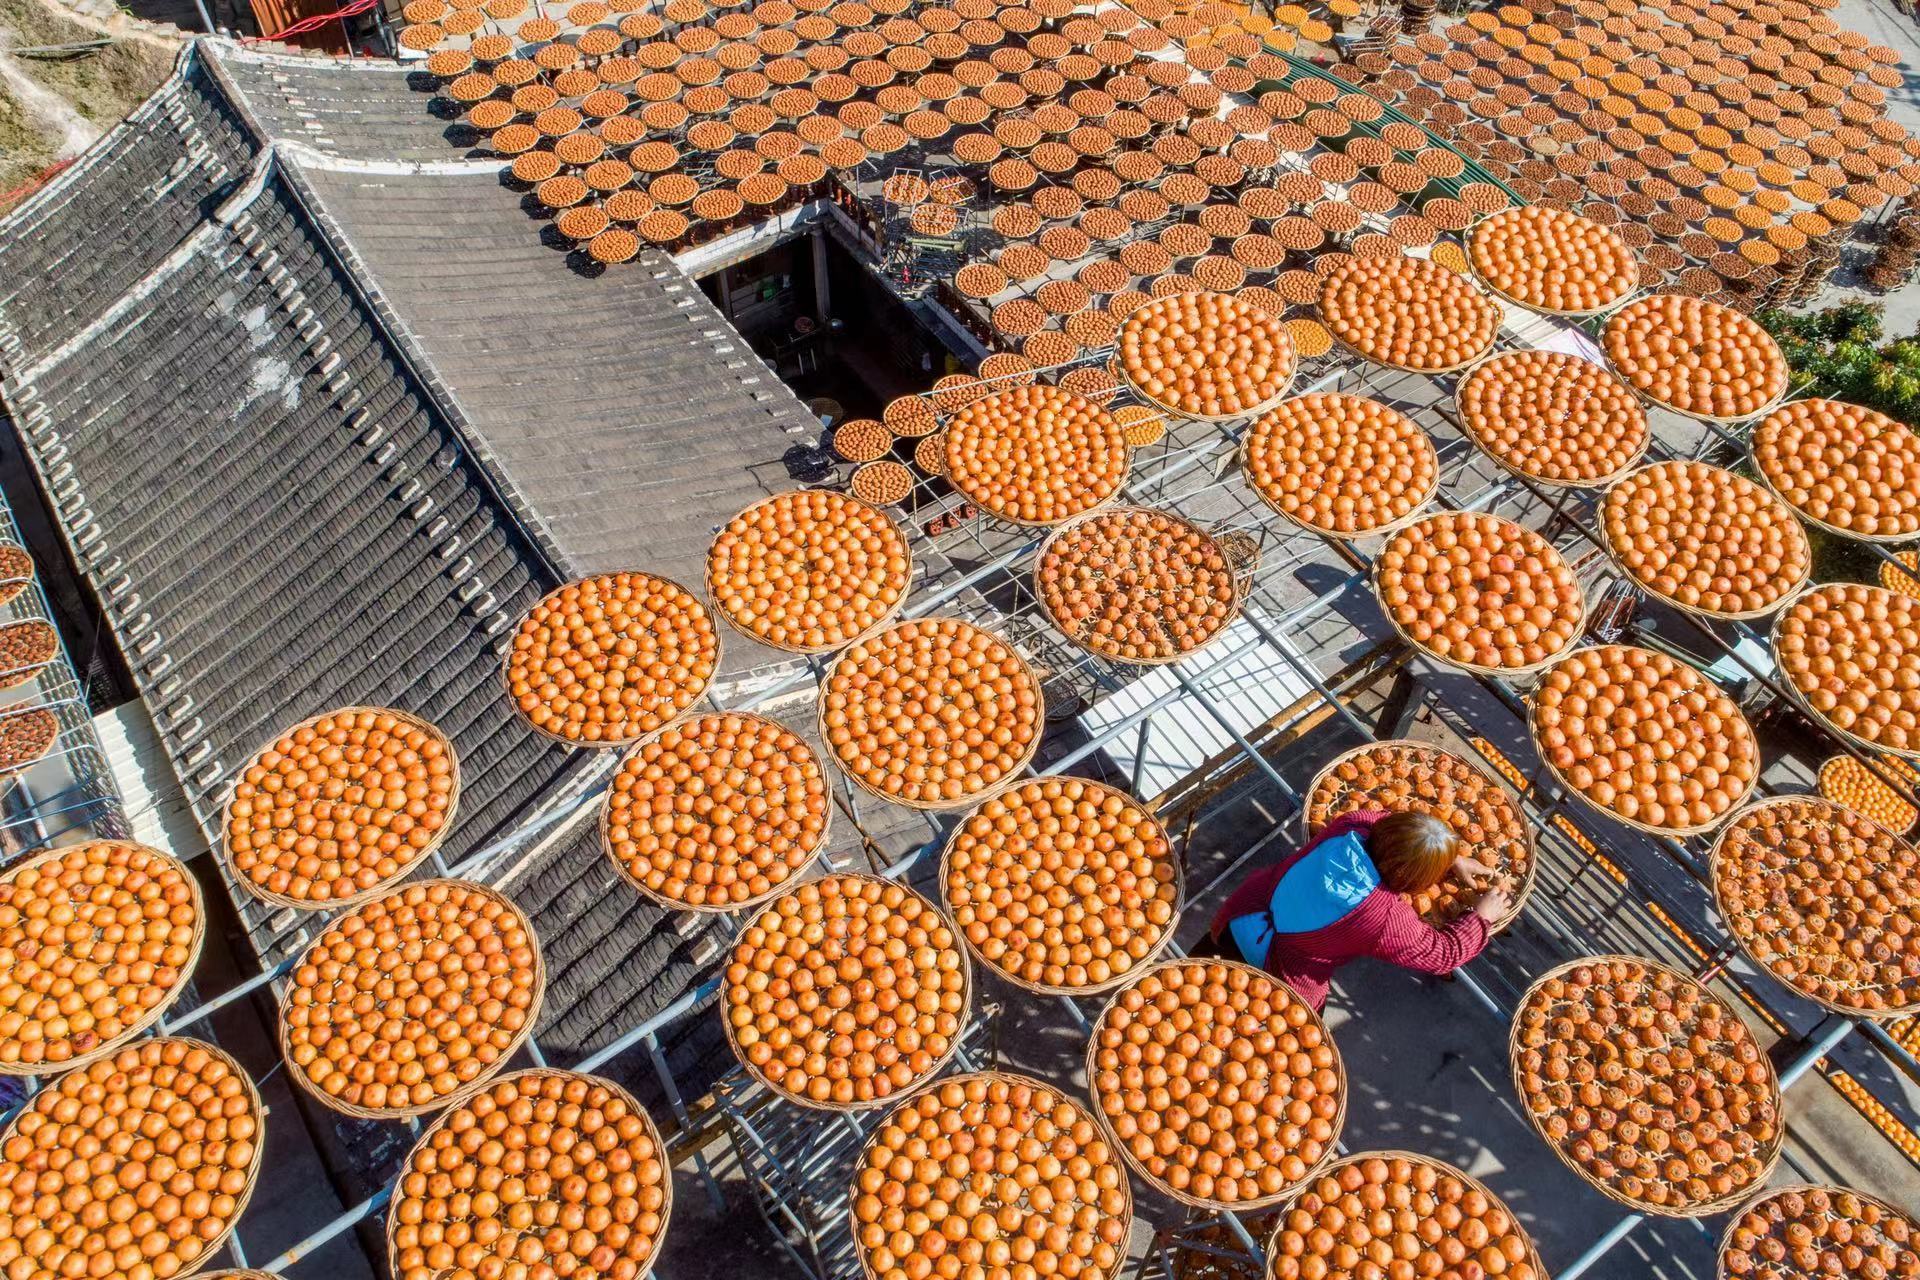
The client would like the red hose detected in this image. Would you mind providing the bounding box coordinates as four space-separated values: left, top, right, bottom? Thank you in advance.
0 158 73 207
240 0 378 43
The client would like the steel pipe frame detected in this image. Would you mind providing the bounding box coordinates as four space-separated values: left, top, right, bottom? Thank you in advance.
108 328 1914 1278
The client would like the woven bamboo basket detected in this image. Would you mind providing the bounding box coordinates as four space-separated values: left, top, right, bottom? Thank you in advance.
1244 422 1442 541
1300 739 1538 933
1600 297 1791 427
937 775 1185 996
1705 796 1920 1021
1596 463 1812 622
849 1069 1135 1280
1470 270 1642 319
1818 753 1920 834
1748 440 1920 546
1508 954 1786 1218
703 489 916 656
599 709 832 915
719 872 975 1111
816 616 1047 812
1613 373 1790 428
1369 513 1590 680
277 878 547 1119
1526 646 1760 838
0 620 58 692
0 1036 266 1280
1264 1150 1548 1276
942 390 1135 530
0 840 206 1077
1449 353 1651 492
1464 210 1642 317
1324 325 1498 376
1714 1183 1920 1280
501 571 722 749
386 1068 672 1280
1113 292 1300 424
0 703 61 781
1032 505 1247 667
1083 957 1347 1211
0 545 37 611
219 705 463 912
944 461 1134 529
1769 585 1920 760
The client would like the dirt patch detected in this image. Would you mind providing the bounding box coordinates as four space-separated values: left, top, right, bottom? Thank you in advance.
0 0 173 213
1 0 173 122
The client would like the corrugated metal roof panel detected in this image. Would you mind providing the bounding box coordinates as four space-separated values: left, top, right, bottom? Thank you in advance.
1078 607 1319 799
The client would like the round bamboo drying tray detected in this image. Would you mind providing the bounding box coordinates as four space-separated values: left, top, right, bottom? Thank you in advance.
0 1036 266 1280
1249 460 1440 541
720 872 973 1111
1597 463 1812 621
277 879 547 1119
1508 954 1785 1218
0 545 36 610
1114 292 1299 424
1715 1183 1920 1280
703 489 915 655
1706 795 1920 1021
386 1068 671 1280
199 1272 284 1279
1612 374 1791 428
1600 298 1791 427
1325 326 1496 376
0 840 206 1077
1768 588 1920 761
1818 753 1920 834
0 704 60 780
849 1069 1134 1280
0 619 58 691
944 453 1135 529
1448 354 1650 491
502 572 722 749
1464 213 1642 317
1470 272 1642 319
816 616 1046 811
599 709 832 915
1300 739 1537 933
219 705 463 912
1368 516 1589 680
1083 956 1347 1212
937 775 1185 996
1748 439 1920 546
1526 646 1759 838
1266 1150 1549 1279
1032 505 1246 667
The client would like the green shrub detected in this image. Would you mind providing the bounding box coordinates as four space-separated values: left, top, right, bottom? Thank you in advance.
1756 302 1920 426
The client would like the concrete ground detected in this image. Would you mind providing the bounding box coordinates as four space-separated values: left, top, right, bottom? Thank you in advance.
1807 0 1920 330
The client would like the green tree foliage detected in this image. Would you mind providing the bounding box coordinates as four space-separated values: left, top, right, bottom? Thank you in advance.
1756 302 1920 425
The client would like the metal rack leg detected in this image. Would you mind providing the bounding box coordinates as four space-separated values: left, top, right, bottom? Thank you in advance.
1777 1016 1856 1089
1556 1213 1643 1280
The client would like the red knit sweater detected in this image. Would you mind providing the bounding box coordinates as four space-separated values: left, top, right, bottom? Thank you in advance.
1207 809 1491 1011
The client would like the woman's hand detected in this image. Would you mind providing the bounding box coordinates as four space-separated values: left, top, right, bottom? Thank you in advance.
1471 882 1516 922
1453 853 1498 882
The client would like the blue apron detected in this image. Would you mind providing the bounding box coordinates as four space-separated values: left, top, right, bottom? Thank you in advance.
1227 831 1380 966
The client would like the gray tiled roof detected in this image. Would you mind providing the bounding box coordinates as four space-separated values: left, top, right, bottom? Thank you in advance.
0 54 255 362
0 35 822 1002
208 46 483 162
3 166 583 964
291 162 819 632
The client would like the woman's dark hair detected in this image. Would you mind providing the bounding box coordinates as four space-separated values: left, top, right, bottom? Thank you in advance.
1369 812 1459 894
